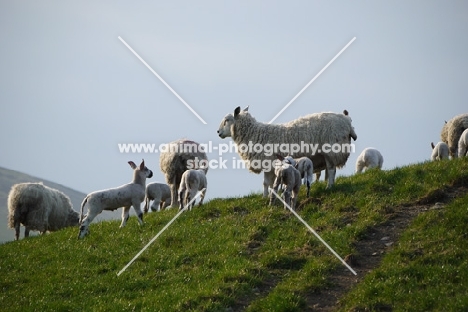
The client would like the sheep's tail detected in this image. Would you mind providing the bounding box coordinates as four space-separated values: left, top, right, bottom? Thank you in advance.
80 196 88 224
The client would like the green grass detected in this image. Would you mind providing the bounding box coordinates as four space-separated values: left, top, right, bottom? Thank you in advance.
1 158 468 311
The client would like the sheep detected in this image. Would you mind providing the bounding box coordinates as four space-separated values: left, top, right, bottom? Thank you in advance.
78 160 153 239
269 160 302 210
458 128 468 157
355 148 384 173
217 106 357 196
178 168 207 211
159 139 208 209
284 155 314 197
143 182 172 213
7 182 80 240
440 113 468 157
430 142 449 161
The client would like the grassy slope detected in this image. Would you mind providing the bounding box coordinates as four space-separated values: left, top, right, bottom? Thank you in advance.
0 158 467 311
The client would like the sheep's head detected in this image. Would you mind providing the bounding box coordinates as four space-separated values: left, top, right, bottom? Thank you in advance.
129 159 153 180
217 106 249 139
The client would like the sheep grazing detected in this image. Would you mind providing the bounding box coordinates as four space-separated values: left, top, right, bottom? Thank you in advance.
440 113 468 157
355 148 384 173
160 139 208 209
430 142 449 161
7 182 80 240
143 182 172 213
217 106 357 196
178 168 207 211
78 160 153 239
269 160 302 210
458 128 468 157
284 155 314 197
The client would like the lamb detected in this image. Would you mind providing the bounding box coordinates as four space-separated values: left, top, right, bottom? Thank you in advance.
284 155 314 197
143 182 172 213
7 182 80 240
78 160 153 239
440 113 468 157
269 160 302 210
217 106 357 196
159 139 208 209
178 168 207 211
430 142 449 161
355 148 384 173
458 128 468 157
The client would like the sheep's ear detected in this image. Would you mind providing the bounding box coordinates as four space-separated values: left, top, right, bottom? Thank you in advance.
431 142 435 149
140 159 145 170
275 153 284 161
343 109 349 116
234 106 241 117
243 106 249 112
128 161 137 169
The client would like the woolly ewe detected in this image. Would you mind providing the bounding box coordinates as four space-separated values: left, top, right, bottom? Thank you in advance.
8 182 80 240
440 113 468 157
217 106 357 196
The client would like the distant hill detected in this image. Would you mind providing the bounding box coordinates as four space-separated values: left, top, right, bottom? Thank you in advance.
0 166 120 243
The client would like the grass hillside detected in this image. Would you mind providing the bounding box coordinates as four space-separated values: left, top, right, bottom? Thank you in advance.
0 167 120 243
0 158 467 311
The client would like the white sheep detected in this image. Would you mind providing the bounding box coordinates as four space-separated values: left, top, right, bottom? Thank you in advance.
355 148 384 173
143 182 172 213
159 139 208 209
217 106 357 196
458 128 468 157
78 160 153 239
269 161 302 210
7 182 80 240
440 113 468 157
178 168 207 211
430 142 449 161
284 155 314 197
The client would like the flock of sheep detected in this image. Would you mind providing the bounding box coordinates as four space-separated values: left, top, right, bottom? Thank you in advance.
7 108 468 240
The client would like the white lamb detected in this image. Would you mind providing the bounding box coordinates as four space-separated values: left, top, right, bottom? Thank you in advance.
178 168 207 211
355 148 384 173
78 160 153 239
430 142 449 161
217 106 357 196
7 182 80 240
143 182 172 213
284 155 314 197
458 128 468 157
269 161 302 210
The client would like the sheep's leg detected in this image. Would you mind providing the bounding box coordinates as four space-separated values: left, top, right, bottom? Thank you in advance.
151 200 161 212
132 202 144 226
269 178 281 206
143 198 150 214
198 188 206 206
283 189 292 210
120 206 131 228
24 227 30 238
78 210 99 239
178 189 185 211
306 180 311 197
325 159 336 189
263 170 275 198
161 200 170 210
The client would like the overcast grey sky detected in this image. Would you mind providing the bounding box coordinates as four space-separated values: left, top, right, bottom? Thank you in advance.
1 1 467 206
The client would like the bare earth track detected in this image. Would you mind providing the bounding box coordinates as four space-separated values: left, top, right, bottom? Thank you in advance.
305 180 468 311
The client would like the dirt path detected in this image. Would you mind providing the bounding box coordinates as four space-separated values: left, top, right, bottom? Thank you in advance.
304 183 468 311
